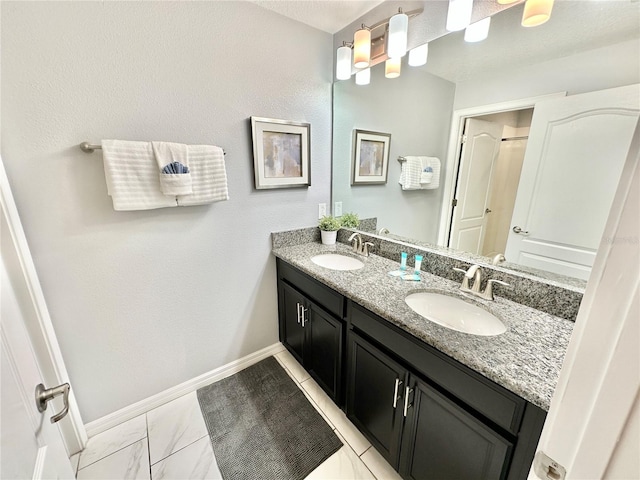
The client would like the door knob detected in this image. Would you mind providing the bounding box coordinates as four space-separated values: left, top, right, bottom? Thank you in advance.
35 382 70 423
512 226 529 235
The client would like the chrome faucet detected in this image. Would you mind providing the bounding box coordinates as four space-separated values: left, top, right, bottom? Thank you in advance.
453 265 510 300
348 232 374 257
348 233 362 253
491 253 506 265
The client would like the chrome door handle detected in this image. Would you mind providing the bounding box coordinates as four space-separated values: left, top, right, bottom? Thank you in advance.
296 303 302 324
392 378 403 408
301 307 308 327
512 226 529 235
403 386 414 417
35 382 70 423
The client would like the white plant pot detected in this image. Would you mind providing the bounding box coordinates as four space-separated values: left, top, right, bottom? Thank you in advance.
321 230 337 245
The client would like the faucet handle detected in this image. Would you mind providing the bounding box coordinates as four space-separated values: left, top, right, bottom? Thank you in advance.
481 279 511 300
452 267 467 275
362 242 374 256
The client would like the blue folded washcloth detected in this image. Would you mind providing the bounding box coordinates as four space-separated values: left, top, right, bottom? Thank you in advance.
162 161 190 174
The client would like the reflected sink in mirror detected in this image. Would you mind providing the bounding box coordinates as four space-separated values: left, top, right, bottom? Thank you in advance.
311 254 364 271
405 291 507 336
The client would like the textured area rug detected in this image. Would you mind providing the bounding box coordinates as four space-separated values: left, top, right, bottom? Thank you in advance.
197 356 342 480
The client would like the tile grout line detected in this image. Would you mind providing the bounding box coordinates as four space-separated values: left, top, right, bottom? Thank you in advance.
76 436 147 472
149 433 210 467
146 414 152 479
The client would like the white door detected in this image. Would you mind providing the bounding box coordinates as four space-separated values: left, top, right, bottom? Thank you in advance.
1 157 83 479
449 118 504 254
505 84 640 280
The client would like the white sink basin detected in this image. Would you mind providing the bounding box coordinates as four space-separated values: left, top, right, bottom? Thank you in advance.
311 254 364 271
405 291 506 336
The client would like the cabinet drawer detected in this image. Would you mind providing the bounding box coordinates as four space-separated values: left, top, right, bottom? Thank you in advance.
349 301 526 436
277 259 345 319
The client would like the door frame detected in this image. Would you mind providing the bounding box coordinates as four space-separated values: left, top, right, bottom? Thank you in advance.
437 92 567 246
0 157 87 455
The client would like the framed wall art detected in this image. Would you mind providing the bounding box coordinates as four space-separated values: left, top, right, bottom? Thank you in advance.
351 129 391 185
250 116 311 189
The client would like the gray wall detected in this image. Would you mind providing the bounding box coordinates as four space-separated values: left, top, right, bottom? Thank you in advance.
452 39 640 110
1 1 332 422
333 65 455 242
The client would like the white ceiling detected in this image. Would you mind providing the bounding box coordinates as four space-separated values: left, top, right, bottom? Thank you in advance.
250 0 385 34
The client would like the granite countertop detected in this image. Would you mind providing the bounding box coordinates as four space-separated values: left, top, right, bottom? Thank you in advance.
272 241 575 411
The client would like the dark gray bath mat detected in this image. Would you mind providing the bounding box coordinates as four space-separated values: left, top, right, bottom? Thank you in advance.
197 356 342 480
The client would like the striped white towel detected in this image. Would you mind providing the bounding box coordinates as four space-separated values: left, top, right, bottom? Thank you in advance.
102 140 178 211
399 156 424 190
177 145 229 206
399 156 441 190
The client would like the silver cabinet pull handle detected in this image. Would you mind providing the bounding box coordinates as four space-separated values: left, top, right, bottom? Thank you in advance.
392 378 403 408
35 382 70 423
512 226 529 235
296 303 301 324
403 386 414 417
301 307 308 327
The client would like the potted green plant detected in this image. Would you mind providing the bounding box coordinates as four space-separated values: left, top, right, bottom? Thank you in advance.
318 215 341 245
340 212 360 229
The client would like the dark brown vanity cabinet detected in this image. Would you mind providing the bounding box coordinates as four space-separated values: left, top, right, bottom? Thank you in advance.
347 301 546 480
276 259 546 480
277 259 345 403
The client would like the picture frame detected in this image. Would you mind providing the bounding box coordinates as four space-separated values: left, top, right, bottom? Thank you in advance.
351 129 391 185
250 116 311 190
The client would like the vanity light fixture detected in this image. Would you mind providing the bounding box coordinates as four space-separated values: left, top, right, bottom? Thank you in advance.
385 57 401 78
355 68 371 85
446 0 474 32
387 8 409 58
336 42 353 80
464 16 491 42
522 0 554 27
353 25 372 68
408 43 429 67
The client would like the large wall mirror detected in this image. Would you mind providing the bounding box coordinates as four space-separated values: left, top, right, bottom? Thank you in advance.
332 1 639 283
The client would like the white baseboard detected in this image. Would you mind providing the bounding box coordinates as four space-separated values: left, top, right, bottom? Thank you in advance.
85 342 285 438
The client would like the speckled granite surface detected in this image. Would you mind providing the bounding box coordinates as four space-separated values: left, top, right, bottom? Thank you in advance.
336 229 584 321
272 242 575 412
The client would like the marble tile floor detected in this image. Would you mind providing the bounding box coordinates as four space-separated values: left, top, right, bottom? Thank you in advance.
71 350 402 480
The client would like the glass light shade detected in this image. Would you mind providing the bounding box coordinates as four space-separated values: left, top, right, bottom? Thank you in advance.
353 28 371 68
385 57 401 78
522 0 554 27
336 46 352 80
408 43 429 67
387 11 409 58
355 68 371 85
446 0 474 32
464 17 491 42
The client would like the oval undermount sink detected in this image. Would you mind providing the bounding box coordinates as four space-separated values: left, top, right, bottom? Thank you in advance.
405 292 506 336
311 254 364 271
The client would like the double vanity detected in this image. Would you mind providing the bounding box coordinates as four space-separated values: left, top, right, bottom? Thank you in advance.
272 227 575 480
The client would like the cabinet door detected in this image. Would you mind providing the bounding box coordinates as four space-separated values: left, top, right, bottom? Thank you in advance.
307 304 343 403
400 376 513 480
346 332 407 468
280 282 306 363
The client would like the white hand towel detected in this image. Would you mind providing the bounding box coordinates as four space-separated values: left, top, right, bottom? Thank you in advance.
151 141 193 196
177 145 229 206
420 156 441 190
101 140 178 211
399 156 424 190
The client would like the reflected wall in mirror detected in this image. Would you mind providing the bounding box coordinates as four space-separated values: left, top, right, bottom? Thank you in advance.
332 1 640 282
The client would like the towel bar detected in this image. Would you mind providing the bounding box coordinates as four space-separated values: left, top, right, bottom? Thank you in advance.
80 142 226 155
